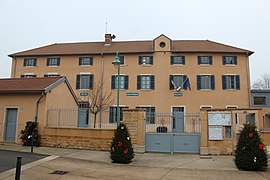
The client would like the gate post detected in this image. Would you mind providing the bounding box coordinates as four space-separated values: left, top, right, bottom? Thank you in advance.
123 109 145 153
200 110 209 155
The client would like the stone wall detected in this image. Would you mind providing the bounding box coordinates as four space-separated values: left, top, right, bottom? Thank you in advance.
42 127 114 151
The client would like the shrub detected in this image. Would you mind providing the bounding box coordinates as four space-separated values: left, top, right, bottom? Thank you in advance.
20 121 40 147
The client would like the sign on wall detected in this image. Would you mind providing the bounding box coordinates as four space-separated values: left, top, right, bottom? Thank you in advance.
208 126 223 140
208 112 231 126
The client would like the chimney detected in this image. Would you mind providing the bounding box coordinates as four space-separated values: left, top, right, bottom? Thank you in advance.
104 34 116 46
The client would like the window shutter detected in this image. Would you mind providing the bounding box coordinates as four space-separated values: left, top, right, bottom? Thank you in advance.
47 58 50 66
182 56 185 65
33 59 37 66
209 56 213 65
79 57 82 65
124 75 129 90
44 74 49 77
211 75 215 90
23 59 27 66
90 57 93 65
169 75 173 90
151 75 155 90
222 76 226 90
170 57 173 65
57 58 60 66
138 56 142 65
222 56 226 65
137 76 141 89
111 75 115 89
197 75 201 90
183 75 187 90
236 75 240 90
235 56 237 65
76 75 81 89
198 56 201 64
150 56 153 65
89 74 93 89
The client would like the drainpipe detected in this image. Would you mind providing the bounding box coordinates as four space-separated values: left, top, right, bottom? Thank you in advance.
31 93 44 153
246 53 251 108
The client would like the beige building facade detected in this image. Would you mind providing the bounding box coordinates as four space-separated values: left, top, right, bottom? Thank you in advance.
9 34 253 117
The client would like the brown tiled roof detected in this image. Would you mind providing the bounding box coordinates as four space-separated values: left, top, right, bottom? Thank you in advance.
0 77 63 93
9 38 253 57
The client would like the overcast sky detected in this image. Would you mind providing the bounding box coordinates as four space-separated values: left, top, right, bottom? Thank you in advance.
1 0 269 84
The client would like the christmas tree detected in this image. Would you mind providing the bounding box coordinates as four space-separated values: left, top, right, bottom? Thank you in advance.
234 123 268 171
20 121 40 147
110 123 134 163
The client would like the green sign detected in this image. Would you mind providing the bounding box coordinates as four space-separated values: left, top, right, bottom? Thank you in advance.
80 92 89 96
174 93 183 97
126 92 139 96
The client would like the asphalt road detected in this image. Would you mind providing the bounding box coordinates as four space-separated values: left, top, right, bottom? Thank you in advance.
0 149 48 173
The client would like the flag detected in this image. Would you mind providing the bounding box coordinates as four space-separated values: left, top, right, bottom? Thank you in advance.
184 77 191 91
171 79 181 92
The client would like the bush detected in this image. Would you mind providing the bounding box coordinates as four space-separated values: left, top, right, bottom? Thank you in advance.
20 121 40 147
110 123 134 163
234 123 268 171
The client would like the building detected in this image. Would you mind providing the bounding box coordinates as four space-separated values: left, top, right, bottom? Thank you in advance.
9 34 253 123
0 77 78 143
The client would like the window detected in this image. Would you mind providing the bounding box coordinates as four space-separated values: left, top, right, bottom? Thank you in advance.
171 56 185 65
223 56 237 65
119 56 125 65
44 73 60 77
76 74 93 89
136 106 155 124
139 56 153 65
137 75 155 90
200 106 213 109
198 56 212 65
197 75 215 90
222 75 240 90
23 58 37 67
169 75 189 90
21 74 36 78
47 58 60 66
79 57 93 66
253 97 266 106
225 126 232 138
109 106 128 123
226 105 238 109
111 75 128 90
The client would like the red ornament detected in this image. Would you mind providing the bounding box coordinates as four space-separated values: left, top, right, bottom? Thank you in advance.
248 133 253 138
118 141 122 147
124 149 128 154
259 144 264 150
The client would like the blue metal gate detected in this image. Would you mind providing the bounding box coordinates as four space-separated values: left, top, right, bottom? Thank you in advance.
145 112 200 153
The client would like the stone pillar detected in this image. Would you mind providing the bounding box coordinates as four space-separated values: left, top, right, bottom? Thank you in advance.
200 110 209 155
123 109 145 153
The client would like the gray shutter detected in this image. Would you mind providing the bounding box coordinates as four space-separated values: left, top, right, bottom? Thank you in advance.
222 56 226 65
198 56 201 64
183 75 187 90
209 56 213 65
90 57 93 65
150 56 153 65
76 75 81 89
47 58 50 66
138 56 142 65
79 57 82 65
235 56 237 65
182 56 185 65
111 75 115 89
236 75 240 90
33 59 37 66
89 74 93 89
151 75 155 90
170 56 173 65
222 76 226 90
23 59 27 66
124 75 129 90
57 58 60 66
197 75 201 90
137 76 141 89
211 75 215 90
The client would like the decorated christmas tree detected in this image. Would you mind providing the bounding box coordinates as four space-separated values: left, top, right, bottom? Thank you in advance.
20 121 40 147
235 123 268 171
110 122 134 163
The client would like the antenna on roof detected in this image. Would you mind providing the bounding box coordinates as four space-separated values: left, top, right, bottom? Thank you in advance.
105 22 108 34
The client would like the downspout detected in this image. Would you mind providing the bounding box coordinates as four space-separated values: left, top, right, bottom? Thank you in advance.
246 53 251 108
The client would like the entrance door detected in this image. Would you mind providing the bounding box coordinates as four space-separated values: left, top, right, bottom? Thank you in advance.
5 108 18 142
172 107 184 132
78 108 89 127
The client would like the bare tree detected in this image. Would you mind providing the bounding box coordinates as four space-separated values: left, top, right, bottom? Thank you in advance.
252 73 270 89
87 81 114 128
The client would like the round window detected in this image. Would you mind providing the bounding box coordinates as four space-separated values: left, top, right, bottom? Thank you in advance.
159 42 166 48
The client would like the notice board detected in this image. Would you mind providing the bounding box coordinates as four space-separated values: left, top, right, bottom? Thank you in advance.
208 112 231 126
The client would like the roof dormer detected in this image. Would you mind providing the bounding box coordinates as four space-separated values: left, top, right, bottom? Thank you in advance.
154 34 172 52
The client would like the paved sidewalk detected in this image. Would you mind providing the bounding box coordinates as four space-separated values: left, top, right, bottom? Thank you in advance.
0 143 269 180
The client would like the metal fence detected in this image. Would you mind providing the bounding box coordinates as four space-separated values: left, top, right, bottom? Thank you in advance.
46 108 117 129
145 112 200 133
